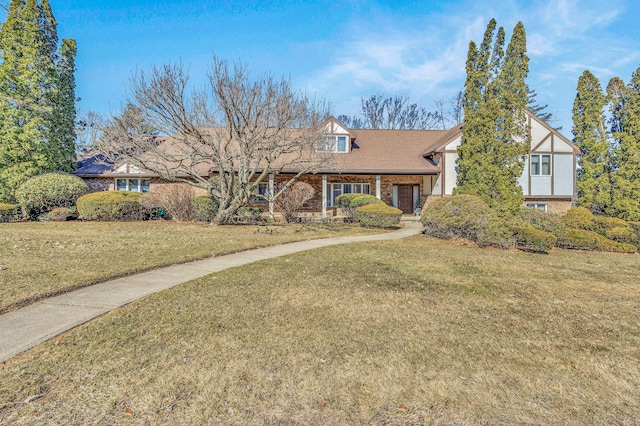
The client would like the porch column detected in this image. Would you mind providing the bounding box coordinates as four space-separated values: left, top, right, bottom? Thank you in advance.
268 174 275 218
322 174 327 218
375 175 382 199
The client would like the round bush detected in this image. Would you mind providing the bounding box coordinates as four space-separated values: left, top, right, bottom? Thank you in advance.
47 207 77 221
421 195 508 246
562 207 593 230
15 173 89 219
557 228 637 253
335 193 370 220
77 191 147 221
355 204 402 228
349 194 385 209
192 196 219 222
512 226 557 253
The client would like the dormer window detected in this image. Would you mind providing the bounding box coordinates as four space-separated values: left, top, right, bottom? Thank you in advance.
316 135 348 153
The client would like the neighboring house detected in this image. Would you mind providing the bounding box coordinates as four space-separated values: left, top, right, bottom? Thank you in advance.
75 111 579 217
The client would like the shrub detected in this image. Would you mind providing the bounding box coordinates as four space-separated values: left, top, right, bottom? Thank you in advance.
421 194 509 246
512 207 566 237
15 173 89 219
140 183 195 221
232 207 266 224
47 207 77 221
512 226 557 253
350 194 385 209
192 196 219 222
589 215 629 236
77 191 147 221
355 204 402 228
274 182 315 223
606 226 640 247
557 229 637 253
335 193 369 220
562 207 593 230
0 203 19 222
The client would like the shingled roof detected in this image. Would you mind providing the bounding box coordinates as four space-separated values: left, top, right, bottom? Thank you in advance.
75 125 453 178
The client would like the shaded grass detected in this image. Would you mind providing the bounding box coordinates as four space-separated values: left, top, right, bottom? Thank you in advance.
0 236 639 424
0 221 380 313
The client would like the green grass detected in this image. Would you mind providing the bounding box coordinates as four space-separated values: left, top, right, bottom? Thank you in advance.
0 221 381 313
0 236 638 424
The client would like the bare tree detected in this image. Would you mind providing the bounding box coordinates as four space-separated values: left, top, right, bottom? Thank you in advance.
97 57 332 224
274 181 315 223
340 94 441 130
75 110 107 154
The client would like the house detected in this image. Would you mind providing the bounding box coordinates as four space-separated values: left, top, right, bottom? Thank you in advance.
75 111 579 217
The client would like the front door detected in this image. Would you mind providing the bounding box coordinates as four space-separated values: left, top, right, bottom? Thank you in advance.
397 185 414 214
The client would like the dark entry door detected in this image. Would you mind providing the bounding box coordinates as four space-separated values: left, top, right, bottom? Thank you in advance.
397 185 413 214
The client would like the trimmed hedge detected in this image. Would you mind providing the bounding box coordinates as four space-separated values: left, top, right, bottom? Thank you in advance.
47 207 77 221
15 173 89 219
512 226 557 253
590 215 629 235
77 191 147 221
606 226 640 247
513 207 566 237
421 195 509 246
350 194 384 209
557 228 637 253
0 203 17 216
355 204 402 228
0 203 19 222
335 193 369 219
562 207 593 230
192 196 219 222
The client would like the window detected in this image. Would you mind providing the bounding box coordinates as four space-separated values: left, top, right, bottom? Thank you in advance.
326 183 370 207
526 203 548 212
115 178 150 193
530 154 551 176
316 135 348 153
252 183 269 202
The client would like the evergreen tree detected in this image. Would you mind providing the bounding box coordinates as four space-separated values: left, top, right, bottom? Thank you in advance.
608 69 640 220
572 70 610 214
0 0 76 201
456 20 530 215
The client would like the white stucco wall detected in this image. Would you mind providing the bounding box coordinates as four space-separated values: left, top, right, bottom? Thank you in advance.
553 154 575 196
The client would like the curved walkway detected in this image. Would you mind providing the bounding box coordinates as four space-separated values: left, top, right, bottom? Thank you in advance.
0 221 423 363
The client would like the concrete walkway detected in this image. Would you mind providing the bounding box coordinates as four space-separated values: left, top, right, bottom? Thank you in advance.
0 221 423 363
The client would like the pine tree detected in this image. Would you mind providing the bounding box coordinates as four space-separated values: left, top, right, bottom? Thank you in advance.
0 0 76 201
527 89 561 130
608 69 640 220
572 70 610 214
456 20 530 215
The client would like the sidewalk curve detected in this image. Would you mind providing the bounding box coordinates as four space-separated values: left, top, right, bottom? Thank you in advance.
0 221 423 363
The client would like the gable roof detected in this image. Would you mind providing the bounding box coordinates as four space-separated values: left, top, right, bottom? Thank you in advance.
421 111 580 156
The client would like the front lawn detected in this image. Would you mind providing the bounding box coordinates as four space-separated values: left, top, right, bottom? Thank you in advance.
0 237 638 424
0 221 381 313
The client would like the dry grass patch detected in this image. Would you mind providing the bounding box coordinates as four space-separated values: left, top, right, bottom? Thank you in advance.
0 221 380 313
0 237 638 424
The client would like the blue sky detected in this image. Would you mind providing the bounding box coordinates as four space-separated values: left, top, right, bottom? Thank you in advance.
5 0 640 135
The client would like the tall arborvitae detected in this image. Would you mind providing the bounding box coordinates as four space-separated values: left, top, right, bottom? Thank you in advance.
55 38 77 172
0 0 76 201
456 20 530 215
608 69 640 220
572 70 610 214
